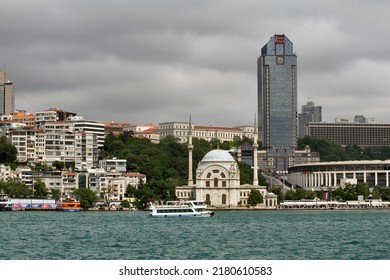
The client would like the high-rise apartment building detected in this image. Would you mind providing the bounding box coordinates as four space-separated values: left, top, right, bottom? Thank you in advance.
298 101 322 138
257 34 298 172
0 67 15 116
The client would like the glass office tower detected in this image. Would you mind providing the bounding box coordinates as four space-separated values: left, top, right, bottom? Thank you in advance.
257 34 297 173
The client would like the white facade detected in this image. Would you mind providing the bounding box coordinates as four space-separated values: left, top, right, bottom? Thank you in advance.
0 164 11 181
176 149 277 208
159 121 247 143
99 157 127 172
87 168 146 201
287 160 390 189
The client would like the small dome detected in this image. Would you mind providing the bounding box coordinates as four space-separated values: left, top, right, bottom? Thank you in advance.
202 149 235 162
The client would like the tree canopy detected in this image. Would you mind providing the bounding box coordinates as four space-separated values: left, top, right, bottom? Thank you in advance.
100 133 267 206
0 136 17 164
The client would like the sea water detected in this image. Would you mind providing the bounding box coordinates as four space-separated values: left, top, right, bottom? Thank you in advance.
1 210 390 260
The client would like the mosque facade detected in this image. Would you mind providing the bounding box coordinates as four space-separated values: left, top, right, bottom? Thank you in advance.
175 117 277 208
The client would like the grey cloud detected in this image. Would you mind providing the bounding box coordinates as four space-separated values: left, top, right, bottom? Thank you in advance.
2 0 390 126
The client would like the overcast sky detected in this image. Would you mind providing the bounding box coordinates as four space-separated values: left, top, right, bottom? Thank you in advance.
1 0 390 126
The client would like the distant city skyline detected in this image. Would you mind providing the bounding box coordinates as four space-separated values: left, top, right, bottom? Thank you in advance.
1 1 390 126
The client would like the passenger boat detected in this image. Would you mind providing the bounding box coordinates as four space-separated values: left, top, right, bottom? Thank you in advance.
56 195 81 212
149 200 214 218
0 192 12 211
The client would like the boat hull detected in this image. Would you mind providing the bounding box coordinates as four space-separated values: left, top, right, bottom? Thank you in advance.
56 201 81 212
150 211 214 218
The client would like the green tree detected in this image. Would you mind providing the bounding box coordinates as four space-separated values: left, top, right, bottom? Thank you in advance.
33 180 48 198
5 179 33 197
284 190 296 200
355 182 370 199
74 188 98 210
52 161 65 170
334 187 345 201
120 200 130 208
371 186 381 199
248 189 263 206
126 185 137 198
50 188 61 200
0 136 17 164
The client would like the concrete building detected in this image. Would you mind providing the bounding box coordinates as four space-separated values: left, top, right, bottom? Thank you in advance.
0 164 11 181
287 160 390 190
12 111 36 127
159 121 245 143
0 67 15 116
35 108 77 127
86 168 146 202
69 116 105 148
8 123 99 170
304 122 390 148
257 34 298 172
298 101 322 138
99 157 127 172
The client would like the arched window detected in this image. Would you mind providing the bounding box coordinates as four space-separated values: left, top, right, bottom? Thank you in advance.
222 194 227 205
214 178 218 187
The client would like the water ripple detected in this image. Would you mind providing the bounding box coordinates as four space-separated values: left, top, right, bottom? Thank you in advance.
1 210 390 259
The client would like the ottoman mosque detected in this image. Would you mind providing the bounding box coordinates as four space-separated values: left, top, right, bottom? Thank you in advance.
175 116 277 208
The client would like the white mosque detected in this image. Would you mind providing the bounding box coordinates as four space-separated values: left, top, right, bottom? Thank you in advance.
175 116 277 208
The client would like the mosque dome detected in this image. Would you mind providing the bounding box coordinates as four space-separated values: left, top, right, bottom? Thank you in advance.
201 149 235 162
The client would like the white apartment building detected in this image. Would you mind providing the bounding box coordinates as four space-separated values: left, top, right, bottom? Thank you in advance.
69 117 105 148
87 168 146 201
8 124 99 170
99 157 127 172
159 121 247 143
0 164 11 181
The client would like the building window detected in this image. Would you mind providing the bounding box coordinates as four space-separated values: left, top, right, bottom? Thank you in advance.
206 181 210 187
214 178 218 187
222 194 226 205
222 181 226 187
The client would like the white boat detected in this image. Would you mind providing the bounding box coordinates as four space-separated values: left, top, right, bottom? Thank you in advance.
0 192 12 211
149 200 214 218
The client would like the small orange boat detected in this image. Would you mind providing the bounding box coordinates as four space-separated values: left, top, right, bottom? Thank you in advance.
56 195 81 212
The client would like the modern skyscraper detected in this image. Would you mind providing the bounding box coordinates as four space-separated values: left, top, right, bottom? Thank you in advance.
257 34 297 172
0 67 15 116
298 101 322 138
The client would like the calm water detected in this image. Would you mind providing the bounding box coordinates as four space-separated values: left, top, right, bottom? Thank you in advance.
1 210 390 260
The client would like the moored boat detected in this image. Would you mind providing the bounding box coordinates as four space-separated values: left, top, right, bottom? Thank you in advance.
0 192 12 211
149 200 214 218
56 195 81 212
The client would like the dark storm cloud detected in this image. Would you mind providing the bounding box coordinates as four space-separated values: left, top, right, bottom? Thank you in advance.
1 0 390 125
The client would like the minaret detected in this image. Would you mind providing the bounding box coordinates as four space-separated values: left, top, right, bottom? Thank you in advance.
188 114 194 186
253 114 259 186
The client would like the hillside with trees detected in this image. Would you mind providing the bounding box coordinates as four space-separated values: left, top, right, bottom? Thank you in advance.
101 133 266 207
